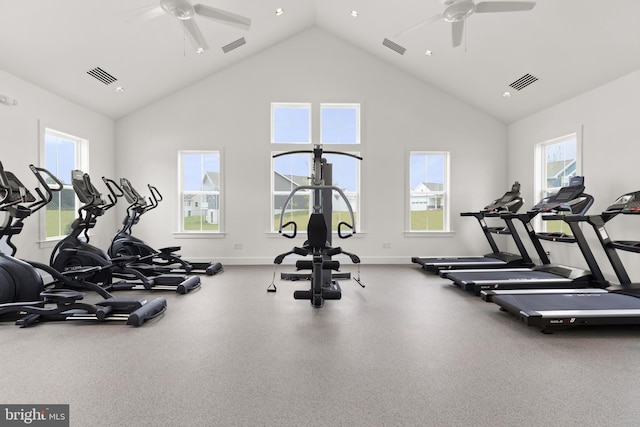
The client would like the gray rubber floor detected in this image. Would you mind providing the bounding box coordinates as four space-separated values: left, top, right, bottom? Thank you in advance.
2 265 640 426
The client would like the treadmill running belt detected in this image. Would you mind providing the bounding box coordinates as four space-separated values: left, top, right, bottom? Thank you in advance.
494 292 640 312
450 270 564 285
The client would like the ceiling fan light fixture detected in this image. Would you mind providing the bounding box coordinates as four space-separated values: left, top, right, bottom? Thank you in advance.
443 0 475 22
160 0 195 20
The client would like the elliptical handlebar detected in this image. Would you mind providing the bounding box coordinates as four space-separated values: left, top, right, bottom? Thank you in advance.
27 165 64 213
146 184 162 212
101 177 124 210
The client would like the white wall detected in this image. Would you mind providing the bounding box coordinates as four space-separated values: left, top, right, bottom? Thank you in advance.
116 28 508 265
0 70 116 263
508 68 640 281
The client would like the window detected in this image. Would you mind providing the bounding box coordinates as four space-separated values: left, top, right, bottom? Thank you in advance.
535 133 580 233
43 128 88 240
408 152 449 232
320 104 360 144
271 103 311 144
271 102 361 233
179 151 222 232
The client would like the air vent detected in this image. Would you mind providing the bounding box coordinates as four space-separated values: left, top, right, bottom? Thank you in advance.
382 38 406 55
509 73 538 91
86 67 118 85
222 37 246 54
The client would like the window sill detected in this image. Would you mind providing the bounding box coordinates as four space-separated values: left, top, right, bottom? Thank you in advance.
404 231 455 237
172 232 226 239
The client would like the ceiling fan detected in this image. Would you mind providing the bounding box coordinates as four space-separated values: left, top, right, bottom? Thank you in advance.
146 0 252 52
397 0 536 47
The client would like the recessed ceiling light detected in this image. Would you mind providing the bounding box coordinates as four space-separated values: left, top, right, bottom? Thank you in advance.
350 10 359 18
424 50 433 56
275 8 284 16
502 91 512 98
115 86 124 93
196 47 205 54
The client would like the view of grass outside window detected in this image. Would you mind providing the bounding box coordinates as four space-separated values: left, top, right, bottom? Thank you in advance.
409 152 449 231
271 102 361 233
180 152 221 232
44 129 85 239
538 134 578 233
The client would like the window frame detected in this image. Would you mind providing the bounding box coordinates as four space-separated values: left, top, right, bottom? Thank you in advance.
39 125 89 242
177 150 223 234
271 102 312 144
320 103 361 145
534 130 582 232
407 150 451 233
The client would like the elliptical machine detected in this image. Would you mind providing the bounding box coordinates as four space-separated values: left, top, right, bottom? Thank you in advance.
50 170 201 294
0 162 166 327
108 177 222 276
268 145 363 308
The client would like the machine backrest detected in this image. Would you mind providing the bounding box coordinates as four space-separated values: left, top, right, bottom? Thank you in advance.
307 213 328 249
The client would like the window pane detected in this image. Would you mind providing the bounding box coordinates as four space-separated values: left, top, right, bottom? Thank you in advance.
180 152 221 232
325 154 358 230
321 106 359 144
273 153 310 231
44 129 84 239
545 139 576 189
410 153 446 231
182 193 220 231
273 105 311 143
540 135 577 234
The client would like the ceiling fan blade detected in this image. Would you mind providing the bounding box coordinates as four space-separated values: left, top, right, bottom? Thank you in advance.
475 1 536 13
193 4 251 31
395 13 441 37
183 19 209 51
451 20 464 47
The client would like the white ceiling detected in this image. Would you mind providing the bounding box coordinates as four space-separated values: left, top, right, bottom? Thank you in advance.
2 0 640 123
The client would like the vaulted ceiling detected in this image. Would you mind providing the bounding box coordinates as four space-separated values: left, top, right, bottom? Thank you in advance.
2 0 639 123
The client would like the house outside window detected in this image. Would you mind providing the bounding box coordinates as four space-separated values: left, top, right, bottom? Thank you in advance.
408 152 449 232
179 151 221 232
271 102 361 232
42 128 88 239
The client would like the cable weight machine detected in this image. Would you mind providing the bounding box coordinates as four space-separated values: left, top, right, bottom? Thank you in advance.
268 145 363 307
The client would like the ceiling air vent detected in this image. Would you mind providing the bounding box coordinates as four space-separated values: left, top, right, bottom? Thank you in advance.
222 37 246 54
509 73 538 91
86 67 118 85
382 38 406 55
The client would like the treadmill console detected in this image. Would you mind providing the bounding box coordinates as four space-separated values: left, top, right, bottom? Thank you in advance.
604 191 640 214
483 181 524 213
530 176 591 214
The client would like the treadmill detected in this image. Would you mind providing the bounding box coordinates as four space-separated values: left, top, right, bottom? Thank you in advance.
482 190 640 333
441 176 607 294
411 182 534 273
